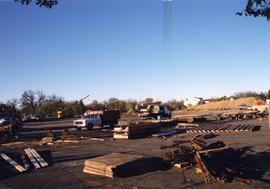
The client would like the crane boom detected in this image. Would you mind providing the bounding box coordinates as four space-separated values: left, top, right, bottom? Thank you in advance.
57 95 90 118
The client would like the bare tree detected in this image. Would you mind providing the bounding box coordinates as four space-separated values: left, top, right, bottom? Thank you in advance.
20 90 47 115
20 90 36 115
36 90 46 107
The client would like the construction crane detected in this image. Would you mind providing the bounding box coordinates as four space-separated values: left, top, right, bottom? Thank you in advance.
56 95 90 119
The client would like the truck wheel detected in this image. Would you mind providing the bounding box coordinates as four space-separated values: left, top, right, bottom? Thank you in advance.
76 127 81 131
87 123 93 130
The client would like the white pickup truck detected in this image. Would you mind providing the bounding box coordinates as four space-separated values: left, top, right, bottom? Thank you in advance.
73 110 120 130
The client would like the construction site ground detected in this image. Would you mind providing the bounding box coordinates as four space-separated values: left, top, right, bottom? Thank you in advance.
1 118 270 189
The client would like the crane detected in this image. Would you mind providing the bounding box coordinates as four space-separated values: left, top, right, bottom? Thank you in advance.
56 95 90 119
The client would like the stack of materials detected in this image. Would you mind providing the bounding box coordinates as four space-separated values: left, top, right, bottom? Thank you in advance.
83 153 143 178
113 120 161 139
186 124 261 134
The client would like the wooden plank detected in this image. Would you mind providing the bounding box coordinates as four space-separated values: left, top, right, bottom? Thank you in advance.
24 149 41 169
28 148 48 167
0 153 26 172
84 153 143 177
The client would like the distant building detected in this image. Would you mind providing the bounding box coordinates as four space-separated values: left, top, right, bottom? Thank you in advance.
183 97 204 107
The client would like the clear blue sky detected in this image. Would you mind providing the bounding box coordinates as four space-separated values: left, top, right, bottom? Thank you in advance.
0 0 270 103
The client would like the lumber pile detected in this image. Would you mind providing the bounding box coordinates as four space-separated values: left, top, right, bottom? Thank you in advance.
162 135 252 184
113 120 160 139
83 153 143 178
186 124 261 134
40 137 55 145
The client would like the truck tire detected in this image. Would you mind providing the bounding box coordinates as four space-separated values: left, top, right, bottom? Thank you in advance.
76 127 82 131
87 123 93 130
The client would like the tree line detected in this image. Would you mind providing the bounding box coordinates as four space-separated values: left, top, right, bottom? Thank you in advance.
1 89 270 121
14 0 270 20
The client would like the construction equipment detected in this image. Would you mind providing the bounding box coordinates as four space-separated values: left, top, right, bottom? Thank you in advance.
57 95 90 119
135 102 171 119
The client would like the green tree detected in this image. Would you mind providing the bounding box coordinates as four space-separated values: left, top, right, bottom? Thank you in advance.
15 0 57 8
144 98 154 104
237 0 270 20
38 94 64 117
125 100 137 111
87 100 105 110
164 100 184 110
14 0 270 20
0 102 22 131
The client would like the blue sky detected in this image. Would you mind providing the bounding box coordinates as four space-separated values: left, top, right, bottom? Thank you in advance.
0 0 270 103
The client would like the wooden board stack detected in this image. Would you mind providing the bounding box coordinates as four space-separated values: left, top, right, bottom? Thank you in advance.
186 124 261 134
113 120 160 139
0 148 49 174
83 153 143 178
24 148 49 169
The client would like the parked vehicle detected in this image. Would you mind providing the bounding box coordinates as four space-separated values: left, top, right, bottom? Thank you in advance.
73 110 120 130
0 117 15 143
135 102 171 119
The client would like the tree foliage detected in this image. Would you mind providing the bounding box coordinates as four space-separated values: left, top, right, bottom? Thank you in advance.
144 98 154 104
13 0 270 20
15 0 57 8
237 0 270 20
232 91 267 100
20 90 45 115
163 100 184 110
38 94 65 117
267 89 270 99
0 102 22 130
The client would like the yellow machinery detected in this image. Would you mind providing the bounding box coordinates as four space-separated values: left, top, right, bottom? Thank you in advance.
57 95 90 119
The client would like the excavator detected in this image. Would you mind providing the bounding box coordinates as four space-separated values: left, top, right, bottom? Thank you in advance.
56 95 90 119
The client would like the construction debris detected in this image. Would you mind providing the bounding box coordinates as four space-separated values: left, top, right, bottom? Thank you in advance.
83 153 143 178
162 135 252 184
113 120 160 139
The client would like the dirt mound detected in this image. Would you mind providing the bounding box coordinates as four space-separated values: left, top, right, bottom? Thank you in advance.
192 97 257 111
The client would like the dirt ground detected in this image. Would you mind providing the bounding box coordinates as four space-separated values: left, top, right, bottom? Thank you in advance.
1 118 270 189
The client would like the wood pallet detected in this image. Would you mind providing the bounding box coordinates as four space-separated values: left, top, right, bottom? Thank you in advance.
186 124 260 134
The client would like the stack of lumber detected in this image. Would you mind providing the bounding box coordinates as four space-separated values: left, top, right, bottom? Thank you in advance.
162 135 252 184
186 124 261 134
113 120 160 139
83 153 143 178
